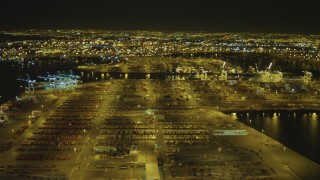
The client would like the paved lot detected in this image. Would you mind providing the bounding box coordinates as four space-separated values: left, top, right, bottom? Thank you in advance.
0 79 320 179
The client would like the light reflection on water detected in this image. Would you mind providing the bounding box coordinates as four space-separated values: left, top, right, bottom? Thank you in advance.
234 111 320 164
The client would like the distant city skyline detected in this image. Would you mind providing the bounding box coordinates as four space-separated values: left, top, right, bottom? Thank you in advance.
1 0 319 34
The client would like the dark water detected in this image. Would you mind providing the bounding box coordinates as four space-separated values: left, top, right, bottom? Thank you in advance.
0 61 21 103
79 71 168 82
0 59 167 103
233 111 320 164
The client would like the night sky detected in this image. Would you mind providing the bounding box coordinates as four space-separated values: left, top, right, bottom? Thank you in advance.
1 0 319 34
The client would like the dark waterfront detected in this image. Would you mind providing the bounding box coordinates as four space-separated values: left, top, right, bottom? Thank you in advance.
231 110 320 165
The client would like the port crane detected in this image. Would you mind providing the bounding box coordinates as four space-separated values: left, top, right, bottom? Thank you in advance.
17 74 36 92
